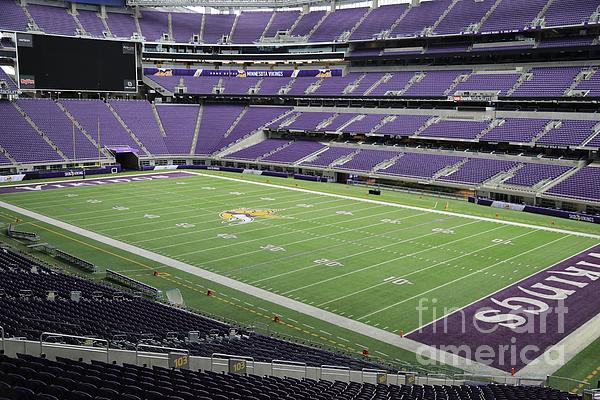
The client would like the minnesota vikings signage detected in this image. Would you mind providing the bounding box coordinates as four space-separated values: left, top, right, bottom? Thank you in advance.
409 244 600 372
145 68 342 78
219 208 281 226
0 172 191 194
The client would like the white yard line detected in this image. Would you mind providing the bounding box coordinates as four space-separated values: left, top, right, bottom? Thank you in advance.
228 213 450 278
67 186 294 223
281 220 493 295
168 204 391 258
180 206 428 266
81 187 304 227
111 198 358 239
359 234 566 321
251 218 475 284
97 190 340 234
186 171 600 240
129 197 346 245
317 224 511 307
11 176 244 211
179 211 429 257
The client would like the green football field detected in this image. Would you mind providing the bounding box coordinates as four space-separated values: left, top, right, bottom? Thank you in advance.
1 170 599 384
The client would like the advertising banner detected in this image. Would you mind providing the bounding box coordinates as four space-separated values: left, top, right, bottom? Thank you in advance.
0 174 25 183
144 68 342 78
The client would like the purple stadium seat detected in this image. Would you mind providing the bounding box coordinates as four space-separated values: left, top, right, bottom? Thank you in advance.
171 12 201 43
0 101 63 163
76 9 106 37
17 98 99 160
231 11 272 43
156 104 199 155
28 4 77 36
263 10 301 38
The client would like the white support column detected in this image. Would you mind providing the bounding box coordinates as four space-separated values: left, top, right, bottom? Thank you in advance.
100 5 107 18
330 0 336 12
302 4 310 12
412 0 421 5
372 0 379 8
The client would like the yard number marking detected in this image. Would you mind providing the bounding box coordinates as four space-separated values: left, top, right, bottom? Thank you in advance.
432 228 455 234
384 276 413 286
261 244 286 252
492 238 513 245
314 259 343 267
381 218 402 224
217 233 237 239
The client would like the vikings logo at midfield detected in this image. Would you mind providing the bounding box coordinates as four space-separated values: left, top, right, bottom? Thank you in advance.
219 208 280 225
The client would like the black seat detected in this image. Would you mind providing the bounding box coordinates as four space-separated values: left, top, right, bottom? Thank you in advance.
23 380 45 395
68 390 93 400
13 386 36 400
5 374 26 388
35 395 58 400
41 385 68 399
94 388 119 400
119 395 140 400
0 381 11 396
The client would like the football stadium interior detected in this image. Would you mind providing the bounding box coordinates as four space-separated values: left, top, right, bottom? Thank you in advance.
1 0 600 398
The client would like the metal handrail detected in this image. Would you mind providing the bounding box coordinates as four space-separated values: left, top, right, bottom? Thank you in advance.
135 343 190 366
320 364 351 382
271 359 307 379
40 332 109 363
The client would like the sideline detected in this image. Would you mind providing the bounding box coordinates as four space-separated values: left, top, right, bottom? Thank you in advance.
187 171 600 239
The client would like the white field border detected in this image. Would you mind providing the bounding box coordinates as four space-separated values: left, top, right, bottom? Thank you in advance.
0 170 598 377
186 171 600 239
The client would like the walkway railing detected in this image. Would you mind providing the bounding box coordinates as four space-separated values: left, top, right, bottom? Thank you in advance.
40 332 109 363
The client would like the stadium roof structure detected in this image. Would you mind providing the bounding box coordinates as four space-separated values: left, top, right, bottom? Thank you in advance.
126 0 360 8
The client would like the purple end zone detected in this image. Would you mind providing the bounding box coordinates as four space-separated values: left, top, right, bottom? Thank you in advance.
408 244 600 372
0 172 193 195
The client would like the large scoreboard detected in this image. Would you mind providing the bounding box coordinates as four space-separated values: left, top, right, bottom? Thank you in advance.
16 33 137 93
